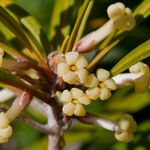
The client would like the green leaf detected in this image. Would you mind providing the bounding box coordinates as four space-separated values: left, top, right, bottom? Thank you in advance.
0 6 45 64
66 0 93 52
111 39 150 76
5 3 50 56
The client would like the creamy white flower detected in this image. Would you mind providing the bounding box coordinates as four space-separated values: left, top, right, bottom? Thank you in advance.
60 88 90 116
107 2 135 31
115 114 137 143
86 69 117 101
129 62 150 93
57 52 88 84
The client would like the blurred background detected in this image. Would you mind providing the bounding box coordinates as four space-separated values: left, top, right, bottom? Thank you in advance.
0 0 150 150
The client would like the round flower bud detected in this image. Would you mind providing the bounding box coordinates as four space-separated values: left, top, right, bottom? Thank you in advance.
0 112 9 128
62 102 76 116
96 69 110 81
65 52 79 65
107 2 125 20
86 87 101 100
74 104 86 116
100 87 112 100
104 79 117 91
0 125 12 139
60 90 72 104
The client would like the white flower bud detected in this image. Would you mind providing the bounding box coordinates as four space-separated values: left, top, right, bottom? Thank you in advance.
104 79 117 91
60 90 72 104
62 102 76 116
84 74 98 88
62 71 77 84
96 69 110 81
74 104 86 116
107 2 125 20
57 63 69 77
100 87 112 100
78 94 91 105
76 69 88 83
86 87 101 100
0 125 12 139
76 55 88 69
70 88 83 99
65 52 79 65
0 112 9 128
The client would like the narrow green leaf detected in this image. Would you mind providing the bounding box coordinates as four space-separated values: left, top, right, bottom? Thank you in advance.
75 0 95 42
0 6 45 65
5 3 50 56
111 39 150 76
66 0 92 52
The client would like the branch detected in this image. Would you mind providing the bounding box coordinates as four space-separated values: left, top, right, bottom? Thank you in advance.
77 113 117 131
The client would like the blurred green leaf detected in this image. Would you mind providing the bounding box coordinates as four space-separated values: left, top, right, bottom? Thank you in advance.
0 6 45 63
5 3 50 56
111 39 150 76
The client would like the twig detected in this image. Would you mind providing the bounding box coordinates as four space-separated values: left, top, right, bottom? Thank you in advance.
78 113 117 131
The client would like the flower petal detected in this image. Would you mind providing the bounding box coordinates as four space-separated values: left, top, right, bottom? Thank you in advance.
62 71 77 84
84 74 98 88
78 94 91 105
99 87 111 100
76 69 88 83
65 52 79 65
74 104 86 116
62 102 76 116
60 90 72 104
96 69 110 81
70 88 83 99
86 87 101 100
57 63 69 77
76 55 88 69
104 79 117 91
0 136 8 144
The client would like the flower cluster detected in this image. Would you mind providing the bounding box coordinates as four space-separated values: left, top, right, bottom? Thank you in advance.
0 112 12 143
60 88 91 116
115 114 137 143
57 52 88 84
57 52 117 116
107 2 135 31
0 48 4 67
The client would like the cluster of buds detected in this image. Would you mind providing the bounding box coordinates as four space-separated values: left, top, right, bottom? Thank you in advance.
115 114 137 142
0 112 12 143
0 48 4 67
57 52 118 116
